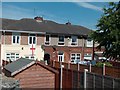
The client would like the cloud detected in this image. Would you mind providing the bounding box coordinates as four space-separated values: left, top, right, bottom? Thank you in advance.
75 2 102 12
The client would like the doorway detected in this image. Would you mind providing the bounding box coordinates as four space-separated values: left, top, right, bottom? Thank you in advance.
44 53 50 65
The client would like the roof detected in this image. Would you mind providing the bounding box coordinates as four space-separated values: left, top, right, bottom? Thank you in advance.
4 58 58 76
4 58 35 76
1 18 92 36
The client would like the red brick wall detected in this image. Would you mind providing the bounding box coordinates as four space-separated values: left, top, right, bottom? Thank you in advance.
21 33 28 45
37 34 44 45
14 64 56 88
45 46 103 62
45 46 84 62
2 32 12 44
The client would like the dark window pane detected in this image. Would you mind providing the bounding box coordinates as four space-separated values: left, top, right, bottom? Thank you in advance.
72 36 77 42
33 37 36 44
29 37 32 44
59 36 64 42
17 36 19 43
46 35 49 41
13 36 16 43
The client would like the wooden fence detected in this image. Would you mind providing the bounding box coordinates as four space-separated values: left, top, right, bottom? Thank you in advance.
50 61 120 88
86 72 120 88
50 61 120 78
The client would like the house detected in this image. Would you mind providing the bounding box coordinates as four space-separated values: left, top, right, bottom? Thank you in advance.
0 17 104 65
3 58 59 88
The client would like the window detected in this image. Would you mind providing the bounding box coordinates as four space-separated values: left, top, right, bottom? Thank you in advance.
29 34 36 44
86 39 93 47
71 36 78 45
58 52 64 62
12 33 20 44
84 53 92 60
58 36 64 45
71 53 81 63
25 56 34 60
45 35 50 45
6 53 19 61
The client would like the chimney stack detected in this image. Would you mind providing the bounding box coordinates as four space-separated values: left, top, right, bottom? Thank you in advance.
66 20 71 25
34 16 43 22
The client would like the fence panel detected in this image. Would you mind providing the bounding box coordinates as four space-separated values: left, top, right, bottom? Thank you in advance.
95 75 103 88
86 72 94 88
103 76 113 88
86 72 120 88
114 78 120 88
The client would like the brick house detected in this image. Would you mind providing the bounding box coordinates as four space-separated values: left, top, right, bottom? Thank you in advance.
3 58 59 88
0 17 104 66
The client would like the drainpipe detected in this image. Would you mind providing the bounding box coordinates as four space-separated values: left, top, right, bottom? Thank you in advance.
60 60 63 90
82 38 84 61
92 40 95 60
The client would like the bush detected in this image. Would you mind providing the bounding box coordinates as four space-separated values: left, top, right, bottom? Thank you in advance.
95 62 112 67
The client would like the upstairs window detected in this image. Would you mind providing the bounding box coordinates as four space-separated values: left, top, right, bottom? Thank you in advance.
12 33 20 44
86 39 93 47
45 35 50 45
29 34 36 44
71 36 78 45
58 36 64 45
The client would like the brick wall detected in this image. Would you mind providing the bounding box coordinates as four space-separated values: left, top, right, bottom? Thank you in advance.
21 33 28 45
37 34 44 45
44 46 95 62
2 32 12 44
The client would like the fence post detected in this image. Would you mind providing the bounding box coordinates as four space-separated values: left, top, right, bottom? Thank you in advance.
53 60 55 67
89 64 91 72
84 69 88 88
103 63 105 75
60 61 64 90
77 63 79 71
102 76 104 88
113 78 115 88
68 61 70 69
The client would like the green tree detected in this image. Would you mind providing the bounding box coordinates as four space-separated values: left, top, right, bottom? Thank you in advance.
90 2 120 61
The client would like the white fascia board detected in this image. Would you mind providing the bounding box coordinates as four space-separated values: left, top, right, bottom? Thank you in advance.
0 30 46 34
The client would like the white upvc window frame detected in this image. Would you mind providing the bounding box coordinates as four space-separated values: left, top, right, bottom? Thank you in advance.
28 34 37 45
71 53 81 63
86 39 93 47
44 34 51 45
6 53 19 61
58 52 64 62
58 35 65 46
12 32 20 45
25 55 35 60
70 36 78 46
84 53 92 60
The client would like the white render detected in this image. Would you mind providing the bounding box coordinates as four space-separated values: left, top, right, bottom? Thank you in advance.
1 44 44 61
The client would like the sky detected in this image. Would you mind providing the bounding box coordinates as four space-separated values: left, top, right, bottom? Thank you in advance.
1 1 117 30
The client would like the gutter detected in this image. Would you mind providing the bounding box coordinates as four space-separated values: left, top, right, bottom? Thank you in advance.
0 30 46 34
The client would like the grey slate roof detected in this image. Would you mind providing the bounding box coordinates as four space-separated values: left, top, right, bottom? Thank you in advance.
4 58 34 75
1 18 92 35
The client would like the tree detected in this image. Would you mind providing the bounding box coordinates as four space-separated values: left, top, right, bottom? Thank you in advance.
90 2 120 61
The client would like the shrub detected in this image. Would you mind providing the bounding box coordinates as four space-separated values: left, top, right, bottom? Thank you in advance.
95 62 112 67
